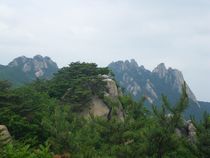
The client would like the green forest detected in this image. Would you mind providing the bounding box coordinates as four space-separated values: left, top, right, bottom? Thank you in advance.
0 62 209 158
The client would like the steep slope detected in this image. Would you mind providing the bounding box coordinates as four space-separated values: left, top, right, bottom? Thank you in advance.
199 101 210 114
0 55 58 86
109 59 201 119
152 63 198 104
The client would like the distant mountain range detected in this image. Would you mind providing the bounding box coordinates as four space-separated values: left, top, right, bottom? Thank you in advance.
0 55 58 86
108 59 210 119
0 55 209 119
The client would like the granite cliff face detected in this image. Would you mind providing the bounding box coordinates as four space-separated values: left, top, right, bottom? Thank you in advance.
82 75 124 120
0 55 58 85
0 125 11 147
109 59 201 118
152 63 198 104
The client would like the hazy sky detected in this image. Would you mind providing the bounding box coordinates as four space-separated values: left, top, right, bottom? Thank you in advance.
0 0 209 101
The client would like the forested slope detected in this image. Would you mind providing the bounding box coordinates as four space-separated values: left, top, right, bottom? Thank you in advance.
0 63 209 158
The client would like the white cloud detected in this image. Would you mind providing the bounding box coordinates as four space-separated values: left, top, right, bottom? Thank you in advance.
0 4 13 18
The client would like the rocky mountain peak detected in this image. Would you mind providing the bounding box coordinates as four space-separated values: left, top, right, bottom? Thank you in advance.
130 59 139 67
8 56 29 67
152 63 167 78
168 68 198 104
33 54 44 60
153 64 198 105
109 59 146 73
44 56 52 60
10 55 58 78
139 65 145 70
0 55 59 85
124 59 139 69
108 60 200 118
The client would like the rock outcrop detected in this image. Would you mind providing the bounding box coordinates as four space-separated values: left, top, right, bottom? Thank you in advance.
0 125 11 146
176 120 197 143
82 75 124 120
186 120 196 143
82 96 110 118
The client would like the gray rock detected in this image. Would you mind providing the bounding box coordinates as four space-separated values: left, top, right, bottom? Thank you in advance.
103 78 120 98
82 76 124 121
176 120 197 143
0 125 11 146
82 96 110 118
153 63 167 78
186 120 196 143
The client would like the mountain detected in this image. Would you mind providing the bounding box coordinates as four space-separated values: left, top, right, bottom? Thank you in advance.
2 62 209 157
109 59 197 104
199 101 210 114
0 55 58 86
108 59 205 119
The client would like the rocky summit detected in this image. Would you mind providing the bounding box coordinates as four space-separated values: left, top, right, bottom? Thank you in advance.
0 55 58 86
109 59 197 103
108 59 202 119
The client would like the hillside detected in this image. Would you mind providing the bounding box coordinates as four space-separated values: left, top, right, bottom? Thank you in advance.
0 62 210 157
0 56 209 120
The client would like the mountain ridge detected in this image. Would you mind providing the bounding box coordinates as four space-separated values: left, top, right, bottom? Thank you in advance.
109 59 198 103
0 55 58 86
108 59 205 119
0 55 209 119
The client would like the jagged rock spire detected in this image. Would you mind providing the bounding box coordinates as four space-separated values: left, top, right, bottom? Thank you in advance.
153 63 167 78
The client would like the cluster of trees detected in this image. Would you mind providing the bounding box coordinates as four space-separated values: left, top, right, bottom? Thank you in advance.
0 63 209 158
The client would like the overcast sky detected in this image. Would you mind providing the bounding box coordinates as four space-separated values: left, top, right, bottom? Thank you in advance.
0 0 209 101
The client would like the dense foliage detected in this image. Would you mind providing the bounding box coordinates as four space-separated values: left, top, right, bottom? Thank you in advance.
0 63 209 158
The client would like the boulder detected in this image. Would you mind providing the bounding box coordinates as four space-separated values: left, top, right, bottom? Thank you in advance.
175 120 196 143
0 125 12 146
82 76 124 120
103 77 124 120
103 78 119 98
186 120 196 143
82 96 110 118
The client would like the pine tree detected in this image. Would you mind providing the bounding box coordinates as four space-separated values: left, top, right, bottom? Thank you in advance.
146 82 192 158
193 112 210 158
